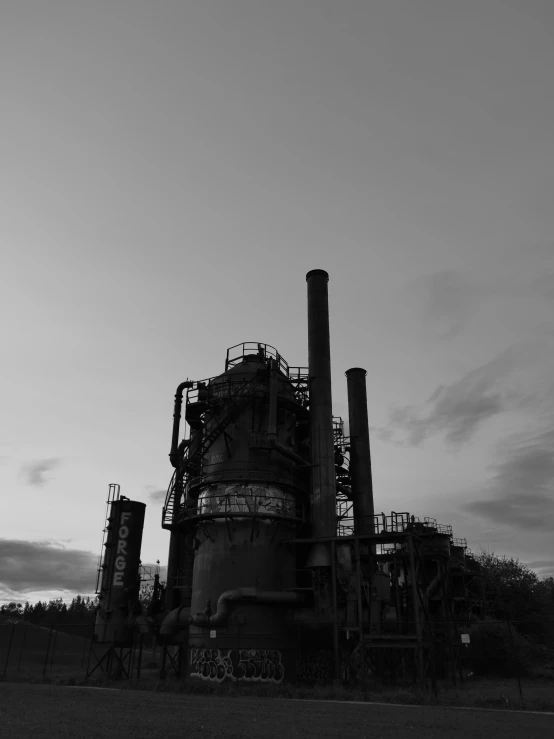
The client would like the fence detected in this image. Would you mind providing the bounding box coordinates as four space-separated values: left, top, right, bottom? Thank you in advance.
1 619 552 695
0 622 161 682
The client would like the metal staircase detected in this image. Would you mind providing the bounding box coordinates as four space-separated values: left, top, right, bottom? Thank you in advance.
162 377 259 529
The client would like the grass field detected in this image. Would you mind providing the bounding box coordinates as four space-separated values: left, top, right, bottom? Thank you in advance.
1 683 553 739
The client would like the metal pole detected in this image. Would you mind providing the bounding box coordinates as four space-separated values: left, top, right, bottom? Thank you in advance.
17 622 28 674
81 630 88 667
137 633 144 680
354 538 367 692
85 635 94 678
330 540 340 684
1 624 15 681
407 535 424 690
49 627 58 672
43 625 53 677
507 618 523 700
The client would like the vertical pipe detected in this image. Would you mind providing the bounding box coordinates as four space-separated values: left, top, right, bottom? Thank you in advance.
330 540 340 683
345 368 374 536
267 358 278 442
355 538 367 692
169 381 193 468
306 269 336 538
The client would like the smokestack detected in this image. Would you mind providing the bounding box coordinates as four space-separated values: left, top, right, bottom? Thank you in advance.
306 270 336 538
345 368 374 535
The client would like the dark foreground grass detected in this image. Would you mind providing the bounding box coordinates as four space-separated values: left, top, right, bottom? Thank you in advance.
7 671 554 713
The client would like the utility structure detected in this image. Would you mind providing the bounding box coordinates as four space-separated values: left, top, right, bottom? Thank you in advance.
157 270 467 686
91 484 145 678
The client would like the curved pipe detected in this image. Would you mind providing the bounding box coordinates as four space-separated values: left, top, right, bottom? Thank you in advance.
160 588 304 635
159 604 190 635
271 439 309 467
169 381 194 468
336 482 352 498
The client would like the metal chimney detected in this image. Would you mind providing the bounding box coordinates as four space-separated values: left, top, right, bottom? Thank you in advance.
306 270 336 538
345 368 374 535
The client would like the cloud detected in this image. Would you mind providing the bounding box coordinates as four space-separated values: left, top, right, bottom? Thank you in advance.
376 349 516 447
532 269 554 301
465 427 554 531
419 269 481 339
147 488 166 503
525 560 554 578
407 249 554 341
20 458 61 486
377 335 554 448
0 540 97 596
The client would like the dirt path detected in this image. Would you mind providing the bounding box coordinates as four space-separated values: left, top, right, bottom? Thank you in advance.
1 684 553 738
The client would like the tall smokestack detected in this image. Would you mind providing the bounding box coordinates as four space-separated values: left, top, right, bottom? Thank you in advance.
345 368 374 535
306 270 336 538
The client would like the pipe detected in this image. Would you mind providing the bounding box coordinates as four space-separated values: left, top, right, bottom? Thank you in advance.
263 357 310 465
169 381 194 468
159 604 190 636
336 482 352 498
267 358 278 443
272 440 309 467
160 588 304 634
306 269 336 538
345 368 375 535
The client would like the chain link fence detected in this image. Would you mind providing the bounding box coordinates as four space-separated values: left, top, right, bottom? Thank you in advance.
1 619 552 696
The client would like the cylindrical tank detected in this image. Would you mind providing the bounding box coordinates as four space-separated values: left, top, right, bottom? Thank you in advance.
95 498 146 644
183 350 308 683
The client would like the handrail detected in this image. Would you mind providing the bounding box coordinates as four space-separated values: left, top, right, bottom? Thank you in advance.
225 342 289 375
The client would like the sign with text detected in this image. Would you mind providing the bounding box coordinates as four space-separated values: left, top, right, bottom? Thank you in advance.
109 500 146 590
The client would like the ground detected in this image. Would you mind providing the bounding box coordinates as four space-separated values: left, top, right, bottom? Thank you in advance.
0 684 553 739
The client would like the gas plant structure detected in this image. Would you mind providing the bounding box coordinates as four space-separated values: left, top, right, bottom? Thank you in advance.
94 270 476 687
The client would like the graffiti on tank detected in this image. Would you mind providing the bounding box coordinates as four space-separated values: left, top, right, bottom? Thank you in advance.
190 648 233 682
235 649 284 683
296 651 333 682
197 484 295 518
190 648 284 683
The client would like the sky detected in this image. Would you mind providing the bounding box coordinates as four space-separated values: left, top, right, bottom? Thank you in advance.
1 0 553 605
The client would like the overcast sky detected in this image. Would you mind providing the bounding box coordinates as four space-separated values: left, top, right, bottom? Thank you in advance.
1 0 553 604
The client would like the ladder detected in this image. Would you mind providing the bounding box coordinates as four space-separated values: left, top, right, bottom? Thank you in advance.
95 483 120 594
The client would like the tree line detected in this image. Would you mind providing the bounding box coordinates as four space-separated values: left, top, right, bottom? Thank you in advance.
1 595 96 628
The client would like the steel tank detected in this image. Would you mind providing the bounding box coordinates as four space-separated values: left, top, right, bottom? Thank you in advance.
95 498 146 644
183 347 309 683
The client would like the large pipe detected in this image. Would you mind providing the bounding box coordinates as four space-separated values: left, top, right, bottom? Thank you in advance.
345 368 374 535
306 269 336 538
160 588 304 634
169 381 194 468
